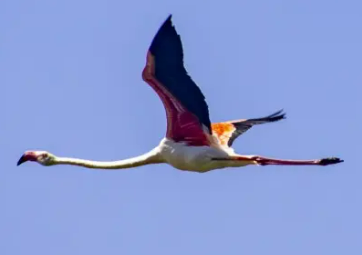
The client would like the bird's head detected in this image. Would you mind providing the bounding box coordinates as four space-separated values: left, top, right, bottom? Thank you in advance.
17 151 56 166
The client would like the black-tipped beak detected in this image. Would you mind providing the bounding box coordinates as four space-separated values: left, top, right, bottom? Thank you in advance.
17 151 39 166
17 155 27 166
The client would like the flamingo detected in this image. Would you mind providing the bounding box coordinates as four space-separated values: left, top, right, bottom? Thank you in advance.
17 15 343 172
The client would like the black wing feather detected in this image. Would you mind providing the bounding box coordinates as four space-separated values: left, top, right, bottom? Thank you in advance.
228 110 286 147
148 15 212 133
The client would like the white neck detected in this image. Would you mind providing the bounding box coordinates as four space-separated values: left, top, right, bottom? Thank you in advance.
53 149 163 170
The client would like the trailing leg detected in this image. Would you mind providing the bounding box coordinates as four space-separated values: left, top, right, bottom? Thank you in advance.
249 155 343 166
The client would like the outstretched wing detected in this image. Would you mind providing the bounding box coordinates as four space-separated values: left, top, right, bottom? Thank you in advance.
142 15 212 146
212 110 286 147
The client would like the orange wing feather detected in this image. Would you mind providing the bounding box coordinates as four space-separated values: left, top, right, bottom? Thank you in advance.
211 122 236 146
212 110 286 147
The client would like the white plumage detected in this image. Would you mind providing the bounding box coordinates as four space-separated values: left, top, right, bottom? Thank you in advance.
156 138 246 172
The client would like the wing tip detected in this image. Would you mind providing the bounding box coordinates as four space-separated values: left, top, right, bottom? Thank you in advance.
160 14 174 29
148 14 177 53
268 109 287 121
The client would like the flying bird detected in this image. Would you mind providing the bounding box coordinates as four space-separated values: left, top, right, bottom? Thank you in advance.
17 15 343 172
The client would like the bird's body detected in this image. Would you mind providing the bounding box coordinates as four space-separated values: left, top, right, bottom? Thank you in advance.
17 15 343 171
157 138 240 172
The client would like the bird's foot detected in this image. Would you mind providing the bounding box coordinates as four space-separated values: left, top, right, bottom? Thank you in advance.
318 157 344 166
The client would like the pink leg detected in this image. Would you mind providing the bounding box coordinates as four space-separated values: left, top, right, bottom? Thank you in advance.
249 156 343 166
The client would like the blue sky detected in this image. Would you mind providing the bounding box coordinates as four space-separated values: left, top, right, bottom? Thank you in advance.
2 0 361 254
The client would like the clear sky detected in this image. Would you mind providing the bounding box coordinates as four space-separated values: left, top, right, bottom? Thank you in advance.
2 0 361 254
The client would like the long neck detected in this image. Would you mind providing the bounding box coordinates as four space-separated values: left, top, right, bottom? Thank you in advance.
53 149 163 170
